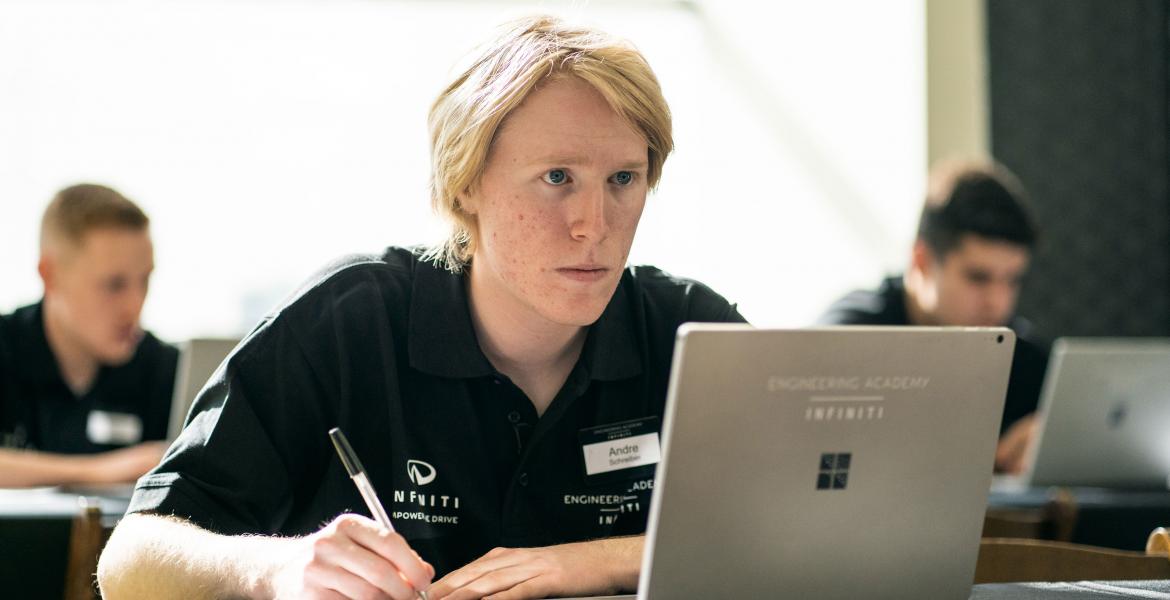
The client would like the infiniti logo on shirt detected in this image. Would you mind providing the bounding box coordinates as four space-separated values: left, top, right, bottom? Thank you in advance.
407 459 436 486
393 460 461 522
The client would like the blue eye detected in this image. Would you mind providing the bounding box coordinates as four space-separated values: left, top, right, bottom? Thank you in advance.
611 171 634 185
542 169 569 185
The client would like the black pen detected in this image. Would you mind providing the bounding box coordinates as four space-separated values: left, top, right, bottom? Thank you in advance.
329 427 395 530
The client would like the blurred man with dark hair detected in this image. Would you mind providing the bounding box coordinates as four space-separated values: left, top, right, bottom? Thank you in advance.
819 160 1047 473
0 183 177 487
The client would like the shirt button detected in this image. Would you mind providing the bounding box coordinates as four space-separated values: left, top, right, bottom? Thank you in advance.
507 411 522 424
518 472 529 487
493 378 502 385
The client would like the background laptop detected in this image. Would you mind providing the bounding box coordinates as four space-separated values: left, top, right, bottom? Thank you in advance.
55 338 239 498
167 337 239 441
1012 338 1170 490
569 325 1014 599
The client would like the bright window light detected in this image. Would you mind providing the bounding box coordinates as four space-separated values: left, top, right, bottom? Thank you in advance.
0 0 925 340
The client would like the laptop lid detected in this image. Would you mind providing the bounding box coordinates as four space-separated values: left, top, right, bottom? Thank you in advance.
636 325 1013 600
1022 338 1170 490
167 338 239 441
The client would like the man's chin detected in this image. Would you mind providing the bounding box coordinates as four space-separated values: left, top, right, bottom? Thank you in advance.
544 302 608 329
560 285 619 325
95 344 138 367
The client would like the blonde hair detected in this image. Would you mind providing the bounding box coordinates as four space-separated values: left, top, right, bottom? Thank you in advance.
40 183 149 256
425 15 674 271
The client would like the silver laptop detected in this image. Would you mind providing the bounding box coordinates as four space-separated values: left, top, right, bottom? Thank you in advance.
53 338 240 497
1011 338 1170 490
167 338 239 441
568 325 1014 600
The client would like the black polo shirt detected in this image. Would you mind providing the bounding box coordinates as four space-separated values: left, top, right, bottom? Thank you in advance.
817 276 1050 435
0 301 178 452
127 246 745 577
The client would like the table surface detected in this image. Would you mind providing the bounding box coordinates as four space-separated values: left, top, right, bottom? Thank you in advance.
4 484 1163 514
970 579 1170 599
578 581 1170 599
1 488 1167 599
0 485 131 518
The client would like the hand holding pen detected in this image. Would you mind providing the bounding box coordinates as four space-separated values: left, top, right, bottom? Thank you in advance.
287 425 430 598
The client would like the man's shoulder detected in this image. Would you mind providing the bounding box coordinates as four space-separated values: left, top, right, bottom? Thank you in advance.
134 330 180 368
817 277 907 326
230 246 435 366
270 246 426 319
0 305 16 350
625 264 711 293
0 302 41 337
0 304 23 383
1007 316 1050 362
623 265 743 322
0 302 47 371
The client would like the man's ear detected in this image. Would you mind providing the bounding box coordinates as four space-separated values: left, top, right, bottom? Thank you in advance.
910 240 938 279
457 190 478 216
38 254 56 294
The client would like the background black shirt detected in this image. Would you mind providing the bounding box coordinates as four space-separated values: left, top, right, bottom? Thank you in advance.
0 301 178 452
128 247 745 577
817 276 1050 435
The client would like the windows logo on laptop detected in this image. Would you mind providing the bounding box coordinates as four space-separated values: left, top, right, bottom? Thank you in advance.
817 452 852 490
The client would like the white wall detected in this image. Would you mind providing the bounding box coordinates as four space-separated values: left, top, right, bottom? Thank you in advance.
0 0 926 341
926 0 989 164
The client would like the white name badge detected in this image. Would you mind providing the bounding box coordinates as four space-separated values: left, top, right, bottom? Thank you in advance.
86 410 143 445
582 432 661 476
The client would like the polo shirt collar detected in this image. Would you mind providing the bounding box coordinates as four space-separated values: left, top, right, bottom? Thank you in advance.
408 260 495 379
408 261 642 382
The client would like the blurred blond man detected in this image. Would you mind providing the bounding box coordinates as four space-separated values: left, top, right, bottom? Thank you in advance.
0 184 176 487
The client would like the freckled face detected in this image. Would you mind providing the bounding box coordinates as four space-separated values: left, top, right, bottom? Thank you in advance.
462 76 650 328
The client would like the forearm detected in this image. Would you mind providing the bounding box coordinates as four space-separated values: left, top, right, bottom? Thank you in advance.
591 534 644 592
97 513 292 600
0 448 86 487
0 442 165 487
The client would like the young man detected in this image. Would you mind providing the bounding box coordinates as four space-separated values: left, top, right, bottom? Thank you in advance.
98 16 744 600
0 184 177 487
818 160 1048 474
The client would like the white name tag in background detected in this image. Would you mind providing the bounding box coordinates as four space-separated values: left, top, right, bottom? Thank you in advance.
86 410 143 445
582 432 661 476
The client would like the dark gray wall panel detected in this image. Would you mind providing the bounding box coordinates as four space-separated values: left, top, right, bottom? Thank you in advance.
987 0 1170 338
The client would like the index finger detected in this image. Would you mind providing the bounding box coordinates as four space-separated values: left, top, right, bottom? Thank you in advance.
341 516 435 593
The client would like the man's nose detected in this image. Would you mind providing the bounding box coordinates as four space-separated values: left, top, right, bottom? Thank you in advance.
569 183 609 242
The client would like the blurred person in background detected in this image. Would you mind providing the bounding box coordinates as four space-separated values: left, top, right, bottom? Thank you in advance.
819 160 1048 474
0 183 176 487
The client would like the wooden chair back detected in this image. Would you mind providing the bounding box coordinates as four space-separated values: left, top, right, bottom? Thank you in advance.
983 487 1078 541
974 535 1170 584
62 498 114 600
